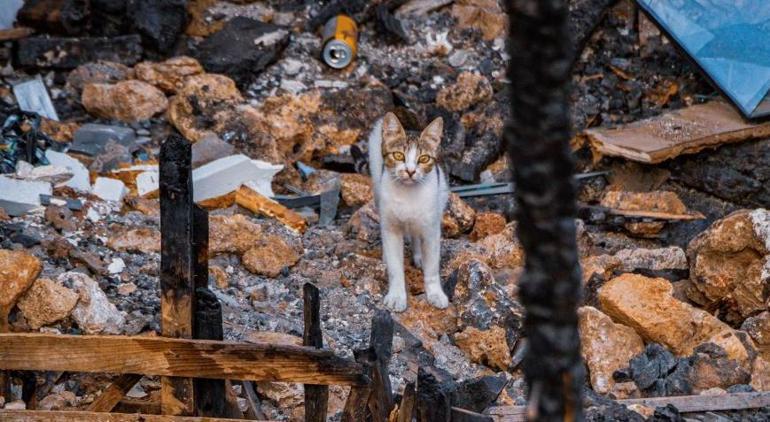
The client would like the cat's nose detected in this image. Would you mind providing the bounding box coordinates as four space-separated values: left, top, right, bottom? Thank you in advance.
405 169 415 177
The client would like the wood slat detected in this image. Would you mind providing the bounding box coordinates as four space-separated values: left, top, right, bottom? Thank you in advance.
0 333 368 386
486 392 770 420
0 410 265 422
87 374 142 412
303 283 329 422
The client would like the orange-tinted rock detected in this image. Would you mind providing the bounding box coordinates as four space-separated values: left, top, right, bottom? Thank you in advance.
397 297 459 342
134 56 204 94
600 190 691 216
82 80 168 122
0 250 42 329
167 73 244 142
107 226 161 253
66 61 133 93
451 0 507 40
469 212 506 241
742 311 770 359
242 235 300 278
581 254 622 285
750 357 770 391
599 274 750 365
40 118 79 143
476 223 524 269
687 209 770 323
209 214 264 256
210 265 229 289
442 193 476 238
436 72 493 112
454 325 510 371
345 201 381 243
17 278 78 329
578 306 644 394
340 173 373 208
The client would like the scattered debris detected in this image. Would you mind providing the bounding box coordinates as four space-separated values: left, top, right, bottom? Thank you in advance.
0 249 42 330
12 76 58 121
192 154 283 202
60 271 126 335
236 185 308 234
0 175 52 216
70 124 136 157
92 177 128 202
17 278 79 330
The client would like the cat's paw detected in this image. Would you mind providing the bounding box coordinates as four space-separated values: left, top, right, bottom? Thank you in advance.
425 287 449 309
383 290 408 312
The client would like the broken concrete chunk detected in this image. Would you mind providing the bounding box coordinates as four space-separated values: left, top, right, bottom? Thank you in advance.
14 161 72 185
578 306 644 395
192 154 283 202
136 172 160 197
586 101 770 164
0 175 52 216
741 311 770 355
599 274 751 366
59 271 125 335
128 0 188 53
82 80 168 123
17 278 79 329
191 134 235 168
687 209 770 324
442 193 476 238
93 177 128 202
70 124 136 157
44 150 91 191
0 249 42 330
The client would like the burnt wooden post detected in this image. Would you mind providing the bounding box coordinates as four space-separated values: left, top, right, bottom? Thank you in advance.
415 367 451 422
159 133 196 415
396 381 416 422
303 283 329 422
505 0 585 421
193 288 227 417
367 309 394 422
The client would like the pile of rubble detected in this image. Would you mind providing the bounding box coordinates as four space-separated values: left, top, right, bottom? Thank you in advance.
0 0 769 420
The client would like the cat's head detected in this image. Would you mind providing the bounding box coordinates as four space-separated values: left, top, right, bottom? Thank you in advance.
381 112 443 185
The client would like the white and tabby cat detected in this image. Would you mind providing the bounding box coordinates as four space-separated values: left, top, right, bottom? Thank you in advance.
368 112 449 312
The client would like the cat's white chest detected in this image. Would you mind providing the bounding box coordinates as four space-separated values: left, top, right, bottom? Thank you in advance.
378 173 445 227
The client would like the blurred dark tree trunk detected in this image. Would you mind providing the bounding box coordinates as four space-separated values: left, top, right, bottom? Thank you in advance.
505 0 585 421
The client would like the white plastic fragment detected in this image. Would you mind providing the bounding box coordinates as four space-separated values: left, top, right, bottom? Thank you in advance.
93 177 128 203
136 171 160 197
45 150 92 192
0 175 52 216
191 154 283 202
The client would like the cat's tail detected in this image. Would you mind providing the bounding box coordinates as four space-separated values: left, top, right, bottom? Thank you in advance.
350 144 369 175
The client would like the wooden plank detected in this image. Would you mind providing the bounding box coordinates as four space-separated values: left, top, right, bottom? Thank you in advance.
303 283 329 422
0 27 34 41
367 310 395 422
0 410 261 422
87 374 143 412
0 333 368 386
236 185 307 234
585 101 770 164
451 407 494 422
160 134 196 415
241 381 268 420
486 392 770 420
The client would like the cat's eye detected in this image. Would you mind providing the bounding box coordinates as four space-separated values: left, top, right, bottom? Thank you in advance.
392 152 405 161
418 155 431 164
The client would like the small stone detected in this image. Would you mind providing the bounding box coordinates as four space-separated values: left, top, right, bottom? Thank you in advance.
191 134 235 168
578 306 644 395
66 61 133 93
469 212 506 241
40 118 80 143
4 400 26 410
454 325 511 371
108 258 126 274
436 72 493 112
93 177 128 202
345 201 381 243
689 343 750 393
451 0 507 40
117 282 137 296
210 266 229 289
442 193 476 238
167 73 243 142
107 227 161 253
45 205 77 232
599 274 751 365
60 272 126 334
448 49 470 67
17 278 79 329
742 311 770 354
340 173 373 208
476 223 524 269
750 357 770 391
0 250 42 328
82 80 168 122
242 235 300 278
70 124 136 157
134 56 204 93
209 214 264 256
38 394 67 411
614 247 688 273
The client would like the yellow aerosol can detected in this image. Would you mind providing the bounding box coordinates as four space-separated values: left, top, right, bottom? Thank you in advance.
321 15 358 69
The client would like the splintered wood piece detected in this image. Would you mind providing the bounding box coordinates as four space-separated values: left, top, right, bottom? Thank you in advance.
88 374 143 412
0 333 368 386
585 101 770 164
368 310 395 422
160 134 196 415
396 382 416 422
236 185 307 233
303 283 329 422
0 27 34 41
0 409 259 422
451 407 494 422
486 392 770 420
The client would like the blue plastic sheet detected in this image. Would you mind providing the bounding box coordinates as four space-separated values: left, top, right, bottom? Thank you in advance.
637 0 770 119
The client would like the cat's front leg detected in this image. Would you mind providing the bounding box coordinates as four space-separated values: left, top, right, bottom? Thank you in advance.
421 224 448 309
381 219 407 312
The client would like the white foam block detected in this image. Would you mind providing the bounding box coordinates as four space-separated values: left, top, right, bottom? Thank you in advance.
136 171 159 197
0 175 52 216
93 177 128 202
45 150 92 192
192 154 283 202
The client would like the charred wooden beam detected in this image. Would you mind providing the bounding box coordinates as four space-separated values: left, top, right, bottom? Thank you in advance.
396 382 416 422
568 0 620 58
160 133 196 416
505 0 585 421
17 0 90 35
450 407 494 422
415 367 451 422
193 288 227 417
87 374 143 412
0 333 369 386
367 310 395 422
0 409 255 422
303 283 329 422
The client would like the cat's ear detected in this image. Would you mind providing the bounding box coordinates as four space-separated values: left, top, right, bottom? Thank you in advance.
382 112 405 148
420 117 443 150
